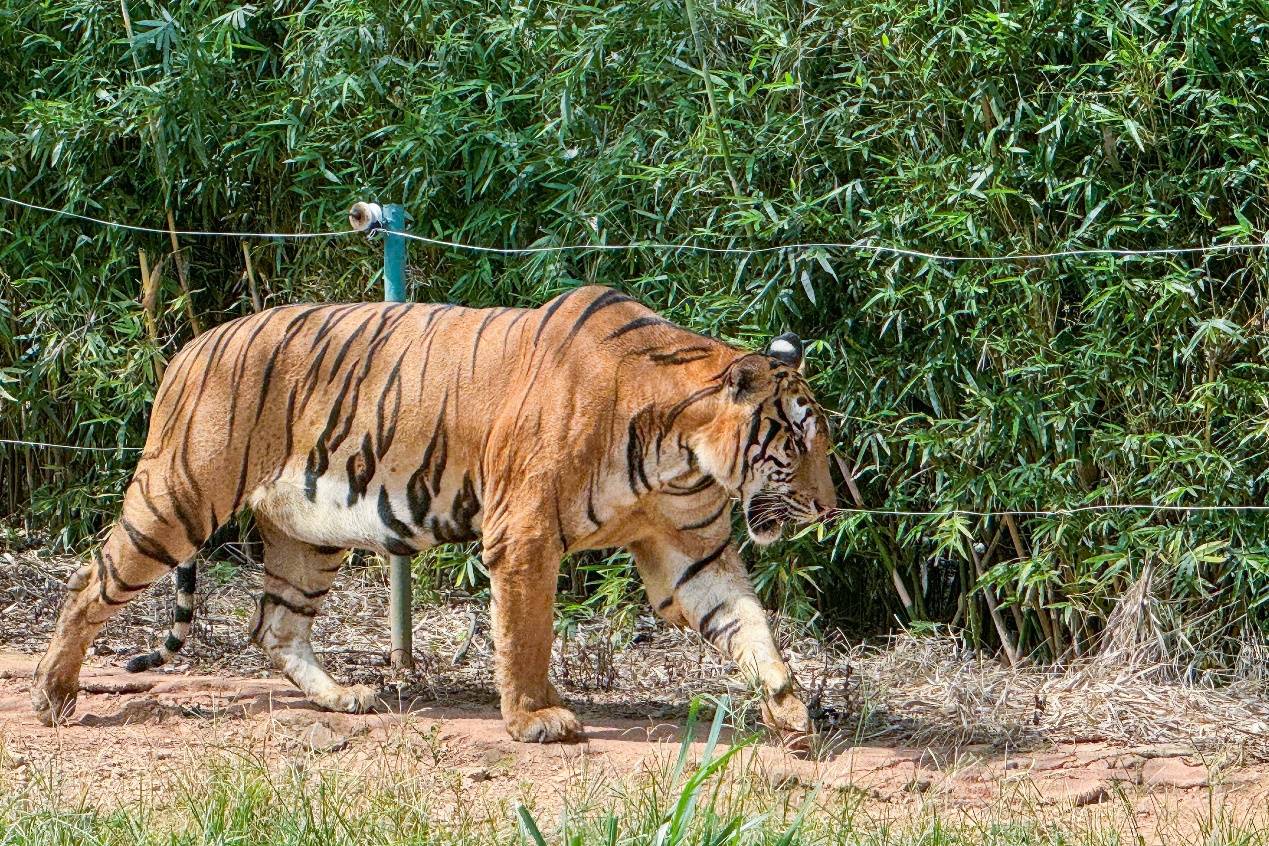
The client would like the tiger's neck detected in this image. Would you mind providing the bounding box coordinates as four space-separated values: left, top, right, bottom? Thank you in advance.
608 352 738 499
571 389 730 552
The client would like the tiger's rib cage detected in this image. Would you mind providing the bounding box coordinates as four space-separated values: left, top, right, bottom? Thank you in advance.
119 286 774 662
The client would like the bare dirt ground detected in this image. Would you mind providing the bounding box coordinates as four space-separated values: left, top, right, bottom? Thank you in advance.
3 547 1269 842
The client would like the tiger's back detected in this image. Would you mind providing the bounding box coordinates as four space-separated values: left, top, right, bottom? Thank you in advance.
145 301 510 552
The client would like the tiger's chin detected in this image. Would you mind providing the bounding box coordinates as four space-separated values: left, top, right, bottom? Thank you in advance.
744 500 788 546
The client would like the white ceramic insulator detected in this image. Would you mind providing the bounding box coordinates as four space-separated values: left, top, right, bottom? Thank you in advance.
348 201 384 232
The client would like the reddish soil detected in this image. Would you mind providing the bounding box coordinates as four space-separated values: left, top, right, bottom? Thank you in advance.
3 550 1268 842
1 652 1266 843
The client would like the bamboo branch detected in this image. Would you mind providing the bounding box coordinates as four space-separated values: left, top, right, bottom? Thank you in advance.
683 0 741 197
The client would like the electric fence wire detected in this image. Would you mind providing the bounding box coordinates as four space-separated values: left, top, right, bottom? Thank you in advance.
826 503 1269 518
0 438 141 452
6 193 1269 517
392 228 1269 261
5 194 1269 261
4 436 1268 518
0 196 355 239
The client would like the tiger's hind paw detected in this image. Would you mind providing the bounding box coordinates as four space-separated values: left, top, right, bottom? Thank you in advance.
312 683 381 714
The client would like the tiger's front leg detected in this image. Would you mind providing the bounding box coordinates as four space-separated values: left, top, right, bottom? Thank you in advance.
482 528 583 743
631 536 811 736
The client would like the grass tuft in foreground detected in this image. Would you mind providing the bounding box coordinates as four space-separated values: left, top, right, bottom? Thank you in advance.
2 699 1252 846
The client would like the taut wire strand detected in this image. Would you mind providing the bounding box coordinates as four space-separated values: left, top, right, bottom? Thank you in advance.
0 196 355 239
0 438 142 453
393 229 1269 261
825 503 1269 518
4 194 1267 260
3 435 1269 517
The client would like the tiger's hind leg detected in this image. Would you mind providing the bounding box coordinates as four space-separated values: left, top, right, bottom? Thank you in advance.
32 487 207 725
248 520 377 713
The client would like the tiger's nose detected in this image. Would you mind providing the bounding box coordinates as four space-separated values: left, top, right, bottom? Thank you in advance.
812 499 832 518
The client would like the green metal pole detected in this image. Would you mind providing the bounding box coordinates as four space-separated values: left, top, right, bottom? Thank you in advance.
383 203 413 669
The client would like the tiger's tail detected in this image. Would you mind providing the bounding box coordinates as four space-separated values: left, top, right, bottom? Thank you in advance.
125 560 196 673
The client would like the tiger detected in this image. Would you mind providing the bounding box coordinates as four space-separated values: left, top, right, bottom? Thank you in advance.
32 285 836 743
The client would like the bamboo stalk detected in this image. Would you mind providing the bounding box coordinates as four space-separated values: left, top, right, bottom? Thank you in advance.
1003 513 1027 560
837 453 865 509
1030 587 1058 659
18 407 33 533
119 1 141 72
242 242 263 312
1003 513 1061 660
974 522 1025 641
123 2 192 343
970 540 1019 667
1047 587 1066 658
1007 583 1028 650
138 249 159 340
980 522 1006 566
167 210 203 334
683 0 742 197
138 249 167 383
834 454 917 618
976 522 1025 656
960 557 981 650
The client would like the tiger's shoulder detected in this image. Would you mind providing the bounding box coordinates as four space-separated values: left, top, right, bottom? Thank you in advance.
530 285 729 362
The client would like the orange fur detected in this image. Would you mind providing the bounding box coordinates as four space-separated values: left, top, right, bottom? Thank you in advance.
32 286 835 742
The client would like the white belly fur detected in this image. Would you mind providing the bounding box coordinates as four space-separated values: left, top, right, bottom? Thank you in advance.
248 471 455 552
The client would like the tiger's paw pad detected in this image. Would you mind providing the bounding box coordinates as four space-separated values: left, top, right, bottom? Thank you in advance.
314 684 381 714
506 706 584 744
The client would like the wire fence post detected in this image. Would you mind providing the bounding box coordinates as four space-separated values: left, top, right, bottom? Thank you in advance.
383 203 414 670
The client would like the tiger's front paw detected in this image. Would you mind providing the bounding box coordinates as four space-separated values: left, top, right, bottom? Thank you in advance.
505 705 584 743
761 690 812 738
32 667 78 726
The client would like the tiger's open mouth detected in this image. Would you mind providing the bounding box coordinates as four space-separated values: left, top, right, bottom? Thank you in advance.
744 495 792 544
743 491 825 544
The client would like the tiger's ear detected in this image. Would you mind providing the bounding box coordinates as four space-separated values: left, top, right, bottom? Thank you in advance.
727 355 772 402
767 333 803 369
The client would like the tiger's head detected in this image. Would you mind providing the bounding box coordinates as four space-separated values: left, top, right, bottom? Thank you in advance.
692 334 837 545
